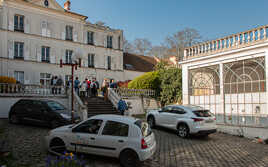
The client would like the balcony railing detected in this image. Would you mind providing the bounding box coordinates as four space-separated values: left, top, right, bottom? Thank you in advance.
184 25 268 60
0 83 67 96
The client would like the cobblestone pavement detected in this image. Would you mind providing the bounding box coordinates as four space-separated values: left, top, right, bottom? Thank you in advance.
1 119 268 167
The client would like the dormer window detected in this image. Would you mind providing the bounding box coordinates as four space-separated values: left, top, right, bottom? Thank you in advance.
14 14 24 32
44 0 49 7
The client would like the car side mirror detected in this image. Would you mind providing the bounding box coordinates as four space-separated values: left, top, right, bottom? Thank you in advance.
159 110 163 113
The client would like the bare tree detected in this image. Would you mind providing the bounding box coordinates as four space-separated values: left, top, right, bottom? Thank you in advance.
123 37 134 53
133 38 152 56
165 28 201 61
148 45 169 58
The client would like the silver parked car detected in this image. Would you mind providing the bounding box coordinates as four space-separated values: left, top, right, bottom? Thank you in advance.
146 105 217 138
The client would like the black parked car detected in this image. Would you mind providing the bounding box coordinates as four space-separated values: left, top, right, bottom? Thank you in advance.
9 99 80 128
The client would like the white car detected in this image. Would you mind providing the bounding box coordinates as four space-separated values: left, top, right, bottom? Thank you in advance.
44 114 156 167
146 105 217 138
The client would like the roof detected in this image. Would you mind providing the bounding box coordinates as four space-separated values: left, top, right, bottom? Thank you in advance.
166 104 204 111
123 53 157 72
90 114 138 124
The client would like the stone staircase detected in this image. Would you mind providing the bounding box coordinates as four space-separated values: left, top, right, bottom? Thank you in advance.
82 97 121 117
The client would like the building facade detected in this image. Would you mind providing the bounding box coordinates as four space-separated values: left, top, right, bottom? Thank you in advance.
0 0 141 85
181 25 268 132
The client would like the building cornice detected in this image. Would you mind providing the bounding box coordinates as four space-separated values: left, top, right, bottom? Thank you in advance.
0 28 124 53
6 0 87 21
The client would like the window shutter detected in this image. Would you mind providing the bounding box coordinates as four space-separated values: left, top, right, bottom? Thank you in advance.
41 21 47 36
25 18 30 33
84 31 88 44
36 47 41 62
104 35 107 47
50 48 55 64
24 44 29 60
61 31 65 40
112 57 116 70
62 49 66 64
9 16 14 31
74 31 78 42
8 40 13 59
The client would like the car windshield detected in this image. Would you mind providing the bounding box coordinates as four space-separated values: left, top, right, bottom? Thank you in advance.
47 101 66 111
193 110 213 117
135 120 152 137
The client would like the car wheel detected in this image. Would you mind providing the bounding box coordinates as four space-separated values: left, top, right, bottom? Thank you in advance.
9 114 19 124
50 120 60 129
148 116 155 128
177 124 189 138
120 149 141 167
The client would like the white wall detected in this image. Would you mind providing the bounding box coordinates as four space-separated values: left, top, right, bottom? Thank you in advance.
0 96 68 118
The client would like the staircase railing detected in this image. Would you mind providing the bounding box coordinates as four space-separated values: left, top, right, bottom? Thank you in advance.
108 88 121 109
68 89 88 121
113 88 156 98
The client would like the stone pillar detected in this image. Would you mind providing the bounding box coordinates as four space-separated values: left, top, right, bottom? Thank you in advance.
253 31 256 41
182 65 189 105
258 29 261 40
263 27 267 39
219 63 225 123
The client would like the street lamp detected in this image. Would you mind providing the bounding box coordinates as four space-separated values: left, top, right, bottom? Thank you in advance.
60 53 82 123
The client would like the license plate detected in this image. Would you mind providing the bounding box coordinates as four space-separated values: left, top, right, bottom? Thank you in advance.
205 119 213 123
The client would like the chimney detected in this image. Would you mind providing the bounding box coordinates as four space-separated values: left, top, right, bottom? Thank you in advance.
64 0 71 11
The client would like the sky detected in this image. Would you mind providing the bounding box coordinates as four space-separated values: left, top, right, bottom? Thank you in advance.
56 0 268 46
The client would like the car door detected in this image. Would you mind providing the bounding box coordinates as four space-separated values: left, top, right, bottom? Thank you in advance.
157 106 173 128
94 120 129 157
169 107 187 129
68 119 103 154
27 100 46 125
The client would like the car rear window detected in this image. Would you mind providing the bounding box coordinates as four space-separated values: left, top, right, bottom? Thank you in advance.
135 120 152 137
193 110 213 117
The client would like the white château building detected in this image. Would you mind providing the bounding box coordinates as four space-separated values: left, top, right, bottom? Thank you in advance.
0 0 145 85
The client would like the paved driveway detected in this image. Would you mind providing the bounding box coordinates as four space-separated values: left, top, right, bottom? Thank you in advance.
2 119 268 167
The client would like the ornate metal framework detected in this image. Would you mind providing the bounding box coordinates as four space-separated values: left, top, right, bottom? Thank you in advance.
188 57 267 127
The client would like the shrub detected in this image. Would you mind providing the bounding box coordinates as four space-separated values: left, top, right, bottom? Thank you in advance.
159 67 182 106
128 71 161 91
0 76 16 84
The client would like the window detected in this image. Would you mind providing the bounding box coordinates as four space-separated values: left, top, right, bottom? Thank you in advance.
172 107 186 114
87 31 94 45
73 119 103 134
193 110 213 117
40 73 51 86
161 106 172 113
14 14 24 32
41 46 50 63
14 71 24 84
135 120 152 137
88 54 95 68
14 42 24 59
102 121 129 137
107 56 111 70
65 25 73 41
118 36 121 50
107 36 113 48
65 50 73 64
